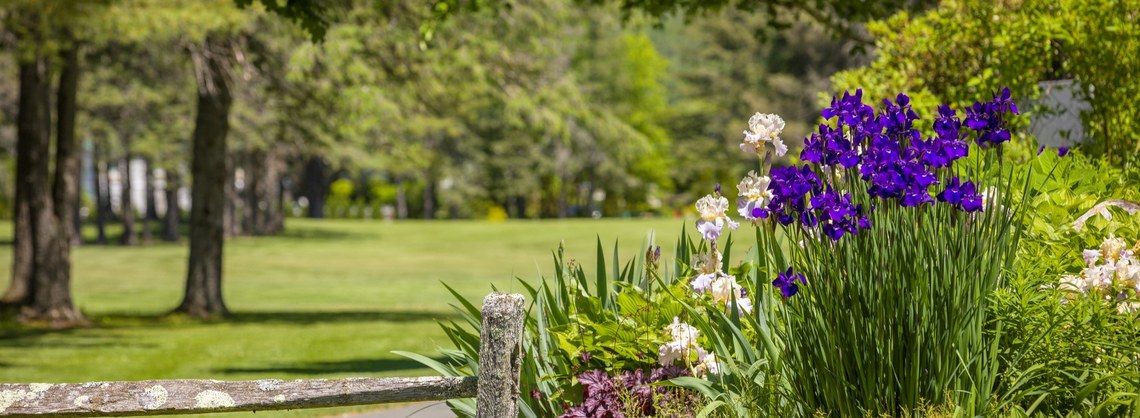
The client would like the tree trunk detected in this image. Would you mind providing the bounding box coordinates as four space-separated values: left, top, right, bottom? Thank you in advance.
302 156 326 219
118 151 137 246
422 175 436 220
249 148 284 235
176 36 232 319
34 44 83 322
94 145 109 245
163 171 181 242
1 54 39 305
223 152 237 238
244 151 259 234
72 191 82 245
142 161 156 243
513 196 527 219
265 147 285 234
395 178 407 220
557 175 569 219
12 46 83 323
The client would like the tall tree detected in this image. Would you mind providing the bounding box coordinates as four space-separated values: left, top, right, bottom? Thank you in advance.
175 34 234 318
42 39 82 321
1 2 86 323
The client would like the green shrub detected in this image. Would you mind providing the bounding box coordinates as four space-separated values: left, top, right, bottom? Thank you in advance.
988 150 1140 415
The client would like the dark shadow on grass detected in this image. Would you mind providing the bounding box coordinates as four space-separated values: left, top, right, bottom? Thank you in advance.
92 310 461 326
0 331 158 349
0 310 461 346
224 310 461 325
274 225 367 241
214 356 452 375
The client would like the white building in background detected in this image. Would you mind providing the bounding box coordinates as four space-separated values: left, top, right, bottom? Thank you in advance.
1029 79 1092 148
85 153 189 219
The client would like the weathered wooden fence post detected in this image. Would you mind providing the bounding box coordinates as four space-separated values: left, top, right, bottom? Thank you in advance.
475 292 525 418
0 292 527 417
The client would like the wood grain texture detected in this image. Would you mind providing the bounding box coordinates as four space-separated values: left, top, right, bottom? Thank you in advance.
475 292 525 418
0 376 476 417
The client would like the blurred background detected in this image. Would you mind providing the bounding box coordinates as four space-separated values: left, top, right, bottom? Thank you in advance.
0 0 1135 416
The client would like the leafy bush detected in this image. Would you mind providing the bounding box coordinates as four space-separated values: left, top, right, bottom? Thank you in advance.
987 149 1140 415
828 0 1140 167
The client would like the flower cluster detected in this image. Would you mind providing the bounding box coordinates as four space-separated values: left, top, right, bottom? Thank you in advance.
760 165 819 224
732 88 1020 298
809 189 872 241
656 318 720 377
689 254 754 314
965 87 1019 148
854 94 953 207
559 366 695 418
764 89 1019 239
1056 235 1140 314
690 189 754 313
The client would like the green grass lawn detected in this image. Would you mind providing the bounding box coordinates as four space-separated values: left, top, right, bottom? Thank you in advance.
0 217 745 416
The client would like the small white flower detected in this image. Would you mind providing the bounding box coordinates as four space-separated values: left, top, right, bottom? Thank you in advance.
748 113 785 140
733 296 754 314
736 171 775 220
696 195 730 221
1116 259 1140 288
695 195 739 241
772 137 788 157
694 352 720 376
709 274 738 305
1118 302 1140 315
664 317 700 347
1085 264 1117 291
690 252 719 275
1101 235 1128 262
657 340 687 365
740 113 786 156
658 318 705 367
1058 274 1089 295
1084 249 1102 267
691 273 716 293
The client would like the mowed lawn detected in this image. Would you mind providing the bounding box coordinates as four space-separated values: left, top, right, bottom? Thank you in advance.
0 217 742 416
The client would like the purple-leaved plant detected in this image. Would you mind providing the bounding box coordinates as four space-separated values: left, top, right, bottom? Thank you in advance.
559 367 696 418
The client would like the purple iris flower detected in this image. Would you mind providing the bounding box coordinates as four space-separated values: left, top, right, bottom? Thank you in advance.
752 207 768 219
937 177 965 205
994 87 1020 114
960 181 984 212
965 89 1020 148
856 204 873 229
772 267 807 298
801 132 825 164
937 177 984 212
1037 145 1070 157
901 186 934 207
823 89 875 128
767 164 823 223
933 105 962 141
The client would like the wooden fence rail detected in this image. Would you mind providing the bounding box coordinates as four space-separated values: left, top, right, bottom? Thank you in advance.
0 292 525 418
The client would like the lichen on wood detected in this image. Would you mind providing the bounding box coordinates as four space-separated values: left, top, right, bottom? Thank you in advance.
0 376 476 417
